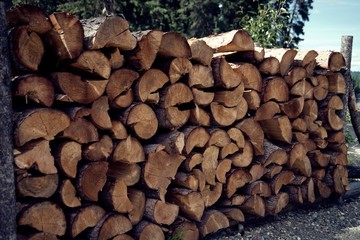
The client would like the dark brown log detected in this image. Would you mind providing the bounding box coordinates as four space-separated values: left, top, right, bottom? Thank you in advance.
231 62 262 92
107 162 141 186
144 199 179 225
226 169 252 198
158 31 191 58
57 179 81 208
14 108 70 147
16 171 58 198
271 170 295 194
280 97 304 119
112 136 145 164
17 201 66 236
45 12 83 59
258 57 280 75
183 126 210 154
243 90 261 110
259 116 292 144
126 30 163 71
265 192 289 215
133 221 165 240
188 39 214 65
199 210 230 237
211 57 243 89
244 181 272 197
53 140 81 178
103 47 124 70
201 146 219 186
240 195 265 217
62 118 99 144
262 77 289 103
127 188 146 225
236 118 264 155
254 101 280 121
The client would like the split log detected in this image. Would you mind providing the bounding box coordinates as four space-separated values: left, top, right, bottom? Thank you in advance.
103 47 124 70
313 75 329 101
189 105 211 126
271 170 295 194
133 221 165 240
265 48 298 76
280 97 305 119
188 64 214 89
226 169 252 198
228 140 253 167
294 50 318 67
53 140 81 178
256 139 288 166
107 162 141 186
183 126 210 154
289 143 312 177
219 194 246 207
192 88 214 106
249 164 268 182
192 168 206 192
199 210 230 237
262 77 289 103
158 31 191 58
265 192 289 215
220 142 238 159
236 118 264 155
201 182 223 207
236 96 249 120
61 118 99 144
127 188 146 225
316 51 346 71
101 179 133 213
210 102 237 127
216 159 232 183
315 179 332 199
90 96 112 130
152 130 185 155
259 116 292 143
211 57 243 89
240 195 265 217
301 178 316 203
112 136 144 163
170 220 199 240
227 127 245 149
184 153 203 172
243 90 261 110
109 120 128 140
326 72 346 94
231 62 262 91
284 66 307 86
214 83 244 107
201 146 220 185
244 180 272 197
57 179 81 208
160 57 192 83
188 39 214 65
265 164 283 179
83 135 113 162
144 199 179 225
16 171 58 198
207 128 231 148
258 57 280 75
254 101 280 121
219 208 245 226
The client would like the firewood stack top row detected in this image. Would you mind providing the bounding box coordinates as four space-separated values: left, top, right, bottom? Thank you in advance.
8 4 349 240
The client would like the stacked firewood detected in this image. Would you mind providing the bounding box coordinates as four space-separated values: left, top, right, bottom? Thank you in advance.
8 4 349 240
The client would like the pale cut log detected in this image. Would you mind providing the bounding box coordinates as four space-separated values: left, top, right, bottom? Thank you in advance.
83 135 113 162
214 83 244 107
184 153 203 172
220 142 239 159
231 62 262 91
12 74 54 107
16 171 58 198
192 88 215 106
211 57 243 89
158 31 191 58
326 72 346 94
144 199 179 225
157 83 194 129
174 172 199 191
228 140 253 167
14 108 70 147
243 90 261 110
61 118 99 144
188 39 214 65
127 188 146 225
6 4 52 34
314 75 329 101
219 208 245 226
133 221 165 240
284 66 307 86
289 143 312 177
107 162 141 186
236 118 264 155
207 128 231 148
240 195 265 217
168 188 205 221
126 30 163 71
76 161 108 202
258 57 280 75
69 50 111 79
50 72 108 104
17 201 66 236
290 79 314 99
227 127 245 149
14 140 57 174
265 48 298 76
170 220 199 240
68 205 106 238
199 29 254 52
265 192 289 216
87 213 132 240
121 103 158 140
192 168 206 192
54 140 81 178
236 96 249 120
316 51 346 71
201 146 219 186
103 47 124 70
210 102 237 127
57 179 81 208
244 181 272 197
112 136 145 164
152 130 185 154
280 97 304 119
201 183 223 207
106 69 139 108
271 170 295 194
101 179 133 213
249 164 268 183
188 64 214 88
90 96 112 130
294 50 318 67
134 69 169 104
183 126 210 154
262 77 289 103
254 101 280 121
45 12 83 59
226 169 252 198
259 116 292 144
161 57 192 83
292 118 307 132
265 164 283 179
144 151 185 201
216 159 232 183
81 16 136 50
256 139 288 166
199 210 230 237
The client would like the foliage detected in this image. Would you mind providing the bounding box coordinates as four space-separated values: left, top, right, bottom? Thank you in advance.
351 71 360 101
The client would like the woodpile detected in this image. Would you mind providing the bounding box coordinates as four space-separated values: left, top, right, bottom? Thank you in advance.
8 4 349 240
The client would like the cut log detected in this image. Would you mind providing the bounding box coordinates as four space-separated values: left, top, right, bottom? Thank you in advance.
201 146 220 185
6 4 52 34
292 118 307 132
188 64 214 89
216 159 232 183
192 88 215 106
107 162 141 186
227 127 245 149
201 182 223 207
168 188 205 221
90 96 112 130
14 140 57 174
294 50 318 67
126 30 163 71
243 90 261 110
45 12 84 59
228 140 253 167
280 97 305 119
190 104 211 126
174 172 199 191
68 204 106 238
220 142 238 159
134 69 169 104
103 47 124 70
53 140 81 178
184 153 203 172
236 96 249 120
259 116 292 144
109 120 128 140
231 62 262 92
69 50 111 79
57 179 81 208
219 194 246 207
315 179 332 199
249 164 268 183
83 135 113 162
17 201 66 236
144 150 185 201
101 179 133 213
254 101 280 121
240 195 265 217
258 57 280 75
316 51 346 71
112 136 145 163
313 75 329 101
133 221 165 240
158 31 191 58
214 83 244 107
226 169 252 198
106 68 139 108
14 108 70 147
219 208 245 226
265 192 289 216
16 171 58 198
301 178 316 203
183 126 210 154
284 66 307 86
61 106 91 121
262 77 289 103
87 213 132 240
188 39 214 65
290 79 313 99
192 168 206 192
244 181 272 197
256 139 288 166
271 170 295 194
199 210 230 237
265 164 283 179
210 102 237 127
144 199 179 225
289 143 312 177
212 57 243 89
152 130 185 155
50 72 108 104
199 29 254 52
81 16 136 50
332 165 349 195
326 72 346 94
307 150 330 168
170 220 199 240
161 57 192 83
76 161 108 202
265 48 298 76
236 118 264 155
127 188 146 225
62 118 99 144
312 169 326 180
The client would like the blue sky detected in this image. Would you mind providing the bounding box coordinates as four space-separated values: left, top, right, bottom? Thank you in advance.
298 0 360 71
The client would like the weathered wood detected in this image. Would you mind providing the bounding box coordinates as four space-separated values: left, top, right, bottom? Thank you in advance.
212 57 243 89
127 188 146 225
107 162 141 186
133 221 165 240
57 179 81 208
259 116 292 144
188 39 214 65
316 51 346 71
61 118 99 144
199 210 230 237
144 199 179 225
112 136 145 164
16 171 58 198
101 179 133 213
236 118 264 155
